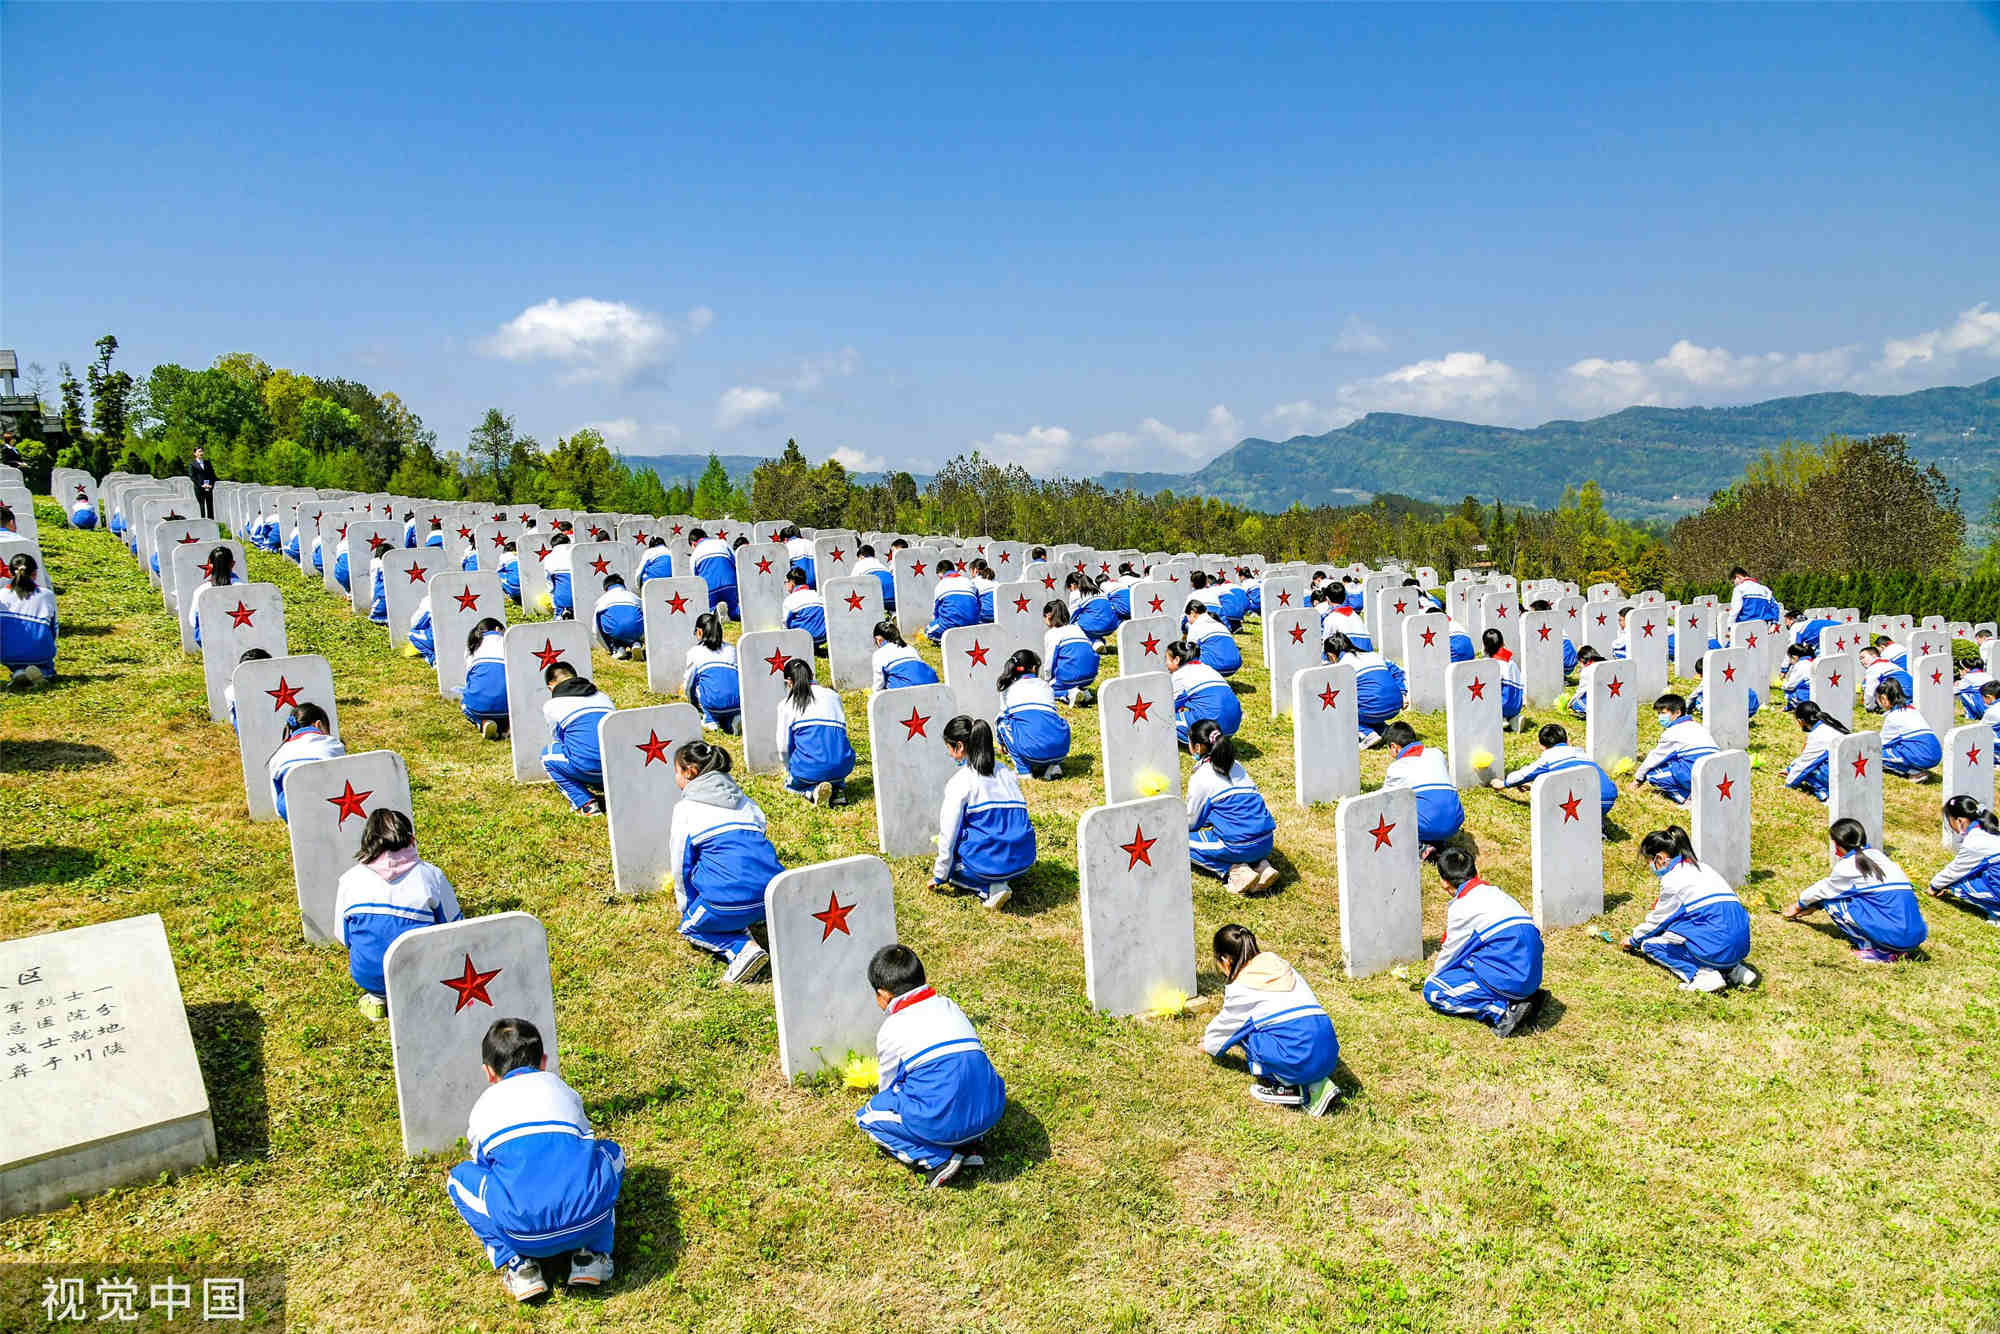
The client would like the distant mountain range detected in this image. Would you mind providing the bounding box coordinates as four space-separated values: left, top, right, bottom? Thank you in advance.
627 376 2000 523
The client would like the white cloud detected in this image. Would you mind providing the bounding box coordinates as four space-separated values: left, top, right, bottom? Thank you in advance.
715 385 784 431
584 417 683 452
976 404 1242 475
970 425 1076 474
1879 302 2000 374
1264 399 1350 437
685 306 715 335
791 346 862 392
481 297 701 386
1333 316 1387 355
1331 351 1528 423
829 446 886 472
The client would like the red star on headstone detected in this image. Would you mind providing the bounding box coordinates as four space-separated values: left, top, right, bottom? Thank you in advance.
454 588 481 612
632 532 649 546
716 528 730 541
518 512 533 524
812 891 856 940
491 531 509 549
900 707 930 740
1746 633 1759 648
457 525 473 540
1968 745 1982 767
1100 562 1113 576
1277 590 1292 607
535 544 552 561
1009 595 1030 614
913 561 929 577
406 563 429 584
1560 790 1582 822
1318 684 1339 710
1595 613 1607 626
1288 623 1308 644
1829 672 1842 688
1498 603 1510 619
1138 633 1161 657
1041 575 1056 590
998 550 1011 563
1567 607 1579 620
1537 624 1552 641
326 780 372 825
1126 695 1153 723
1467 677 1487 700
1716 774 1735 800
1606 676 1624 698
764 648 792 675
966 639 990 667
589 556 611 576
1393 599 1409 615
440 955 502 1013
1689 615 1699 628
337 524 348 540
1120 825 1158 869
1852 754 1869 778
671 522 685 536
1168 574 1181 584
266 676 302 711
1074 561 1087 575
1421 627 1437 647
1641 621 1656 637
1368 814 1396 850
843 590 866 612
198 561 213 579
1721 664 1736 682
666 591 690 614
532 638 565 671
635 730 672 765
829 546 846 564
1146 595 1165 614
176 532 200 545
226 601 256 629
1932 669 1945 685
755 556 774 574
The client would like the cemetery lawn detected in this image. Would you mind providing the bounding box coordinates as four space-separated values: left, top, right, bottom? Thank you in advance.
6 501 2000 1334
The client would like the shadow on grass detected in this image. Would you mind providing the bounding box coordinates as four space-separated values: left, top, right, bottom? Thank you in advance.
981 1101 1053 1184
1525 992 1568 1034
2 844 104 888
188 1000 269 1164
601 1162 683 1292
0 740 118 773
55 623 116 637
1008 864 1077 917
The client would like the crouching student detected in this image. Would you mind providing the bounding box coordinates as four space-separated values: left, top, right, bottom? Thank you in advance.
593 574 645 660
1875 679 1942 778
1065 573 1120 645
1422 848 1547 1038
1495 722 1617 830
1784 702 1850 801
544 535 576 618
782 567 828 653
683 613 742 734
1484 629 1524 729
1780 645 1814 711
1041 600 1099 706
854 544 895 609
872 622 940 690
1783 819 1927 964
463 619 509 739
995 650 1070 780
1184 599 1242 677
1690 655 1760 719
1623 826 1757 993
333 809 463 1021
933 716 1036 910
447 1018 625 1302
1933 796 2000 921
409 594 436 666
777 658 856 806
541 661 614 816
269 704 345 822
1380 721 1465 858
1567 646 1607 715
925 561 980 642
2 553 59 688
497 541 522 605
1167 640 1242 743
68 493 98 529
1324 632 1404 748
225 647 273 733
669 740 784 983
1186 720 1279 894
1199 924 1339 1116
1632 695 1718 805
638 535 675 586
856 944 1008 1188
189 546 247 649
1956 662 1995 720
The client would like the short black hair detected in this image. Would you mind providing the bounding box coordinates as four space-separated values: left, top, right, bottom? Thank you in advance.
1380 720 1418 750
867 943 925 996
1654 692 1687 715
1436 846 1477 886
482 1017 544 1075
1537 722 1568 747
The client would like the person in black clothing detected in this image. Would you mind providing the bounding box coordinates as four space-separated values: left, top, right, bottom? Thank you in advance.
190 447 218 518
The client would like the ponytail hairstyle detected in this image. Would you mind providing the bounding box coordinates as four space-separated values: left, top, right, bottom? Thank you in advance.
1188 570 1209 590
970 558 995 580
1576 645 1605 666
354 808 417 863
1943 794 2000 835
207 545 236 585
1211 922 1260 982
1323 631 1356 661
9 551 39 596
1188 717 1235 776
1792 700 1849 735
942 714 997 776
783 657 817 709
466 616 504 654
1787 643 1811 662
1639 825 1699 869
1165 640 1197 670
1481 627 1504 656
290 702 331 735
996 648 1041 693
1874 678 1907 710
874 620 905 647
675 739 733 780
694 611 725 652
1044 598 1071 627
1827 817 1884 880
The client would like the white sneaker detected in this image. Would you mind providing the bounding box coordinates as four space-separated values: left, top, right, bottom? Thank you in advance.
566 1249 613 1287
1225 864 1258 895
356 993 387 1023
722 942 769 984
1043 763 1063 780
502 1261 547 1302
1359 729 1383 750
1726 963 1760 989
1681 968 1727 993
811 781 834 806
1249 1081 1303 1107
981 883 1013 911
1252 860 1281 893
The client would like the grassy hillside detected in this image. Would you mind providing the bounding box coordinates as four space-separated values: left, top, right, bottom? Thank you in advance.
5 501 1999 1333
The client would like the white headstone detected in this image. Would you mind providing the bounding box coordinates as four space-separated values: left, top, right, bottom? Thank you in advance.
1582 600 1618 656
1675 603 1714 678
1530 771 1603 928
738 628 815 773
1335 786 1422 978
1445 659 1504 788
1292 663 1360 807
431 572 507 701
822 575 885 690
171 540 244 653
344 521 401 615
1401 613 1448 713
287 750 412 943
1689 750 1751 888
1912 652 1955 738
1127 579 1175 626
1810 654 1857 731
233 655 337 821
891 547 941 639
767 856 899 1080
1116 615 1177 677
1584 660 1638 769
378 548 433 646
1097 670 1180 804
1473 589 1517 654
569 541 636 643
1699 647 1751 751
867 684 959 857
1625 605 1669 699
1077 796 1197 1017
600 703 704 896
641 576 709 697
810 532 858 588
1519 610 1563 708
991 579 1042 648
1265 607 1321 717
940 625 1008 725
504 621 596 783
737 539 791 632
1943 723 1995 846
195 582 285 722
1828 731 1884 860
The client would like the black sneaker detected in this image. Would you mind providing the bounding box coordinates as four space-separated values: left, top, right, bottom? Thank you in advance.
925 1153 966 1189
1491 998 1535 1038
958 1139 987 1168
1249 1080 1303 1107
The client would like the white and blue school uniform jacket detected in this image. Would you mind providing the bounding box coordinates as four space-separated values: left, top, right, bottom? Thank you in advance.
1797 850 1927 953
1320 604 1372 651
283 525 300 560
1171 661 1242 739
928 574 981 637
1504 743 1616 815
997 676 1070 766
1106 576 1135 620
1043 623 1099 693
1491 648 1523 719
682 642 741 715
1931 825 2000 917
872 641 939 691
853 555 894 608
409 595 435 665
1384 743 1464 844
542 687 615 779
1429 877 1545 1002
1863 657 1914 708
333 857 463 995
1200 953 1338 1088
69 498 98 529
463 632 509 721
1730 579 1781 625
1794 617 1839 652
309 535 324 573
1187 759 1276 861
368 557 390 623
1879 705 1942 773
1342 582 1365 610
869 987 1007 1150
267 727 346 821
1627 857 1751 967
333 546 352 592
1070 591 1120 642
1339 649 1405 729
670 775 785 925
189 573 248 647
785 536 816 587
933 764 1036 886
781 587 828 647
1446 619 1475 662
691 537 736 595
423 526 446 548
459 545 479 573
1956 669 1994 720
639 547 675 585
1781 658 1815 710
1212 581 1250 629
497 554 521 603
454 1069 624 1255
971 576 997 623
0 584 58 673
402 519 419 547
544 546 575 613
776 684 856 785
1785 722 1844 798
593 585 645 647
1187 611 1241 676
1635 718 1719 802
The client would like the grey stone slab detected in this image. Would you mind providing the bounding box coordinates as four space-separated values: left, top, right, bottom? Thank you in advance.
316 511 362 594
0 485 36 542
737 540 791 632
753 520 790 543
289 503 328 575
1912 652 1954 738
766 856 899 1080
991 579 1043 648
1265 607 1321 717
739 628 815 773
380 548 435 648
384 912 558 1156
642 576 711 696
1116 615 1177 677
140 502 203 586
1370 580 1419 664
430 572 507 702
569 541 636 649
1126 579 1176 624
1586 582 1622 603
1257 575 1308 662
196 582 285 722
892 548 942 639
1530 770 1603 928
1700 647 1751 752
1519 611 1563 707
1020 562 1059 602
1292 663 1360 807
1584 661 1639 769
517 532 553 615
822 575 885 691
1445 659 1504 788
869 684 961 857
1675 604 1715 678
1625 605 1670 699
1907 626 1949 663
1446 579 1474 628
1335 786 1423 978
343 521 400 615
1097 670 1180 804
811 532 859 587
287 750 411 943
152 518 220 608
1581 600 1619 656
1943 723 1995 846
1690 750 1751 888
940 624 1023 726
0 914 215 1220
1401 613 1448 713
1810 654 1857 731
1828 731 1883 858
170 539 242 652
600 703 703 896
233 655 337 821
1473 589 1517 654
1077 796 1197 1017
504 621 596 782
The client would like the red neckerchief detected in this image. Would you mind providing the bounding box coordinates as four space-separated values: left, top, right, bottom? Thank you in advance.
886 986 936 1016
1454 875 1490 901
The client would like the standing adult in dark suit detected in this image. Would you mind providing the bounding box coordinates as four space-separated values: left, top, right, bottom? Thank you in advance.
190 447 218 519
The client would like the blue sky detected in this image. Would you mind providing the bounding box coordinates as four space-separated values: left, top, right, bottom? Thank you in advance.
5 3 1997 477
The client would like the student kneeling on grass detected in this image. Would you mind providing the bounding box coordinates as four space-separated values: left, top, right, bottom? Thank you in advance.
669 740 783 984
1933 795 2000 922
1041 599 1099 706
333 809 463 1023
1623 826 1758 994
683 613 742 735
541 661 614 816
409 594 436 666
1199 924 1340 1116
463 619 510 740
1783 818 1927 964
269 704 345 822
1495 722 1617 829
448 1018 624 1303
932 716 1036 911
225 647 272 734
1423 848 1547 1039
1632 694 1718 805
1379 721 1464 859
782 566 828 652
1875 679 1942 778
1783 702 1849 801
1186 719 1279 895
856 944 1008 1189
1 553 59 689
1167 640 1242 744
994 650 1070 780
871 621 940 691
777 658 856 807
593 574 645 660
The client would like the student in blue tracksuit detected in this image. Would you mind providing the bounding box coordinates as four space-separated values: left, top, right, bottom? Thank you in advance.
669 740 784 982
367 544 393 624
926 561 981 641
447 1018 625 1302
1956 664 1995 720
1167 641 1242 743
1 553 58 689
1199 923 1340 1116
1780 645 1814 711
188 545 247 649
1784 702 1850 801
1633 695 1719 805
1496 723 1617 825
1484 630 1523 727
421 516 447 549
1324 632 1405 747
994 650 1070 780
1379 722 1465 856
932 716 1037 909
593 574 646 659
781 567 828 652
1728 567 1782 632
688 528 739 621
1859 642 1913 712
332 538 353 593
780 526 815 588
968 559 998 623
776 658 855 806
682 613 742 734
1315 591 1373 652
1423 848 1548 1038
1065 573 1120 645
68 494 98 529
1209 574 1251 631
332 808 463 1022
544 535 576 619
409 594 436 666
462 619 510 739
1934 796 2000 921
1875 679 1943 778
1184 599 1242 677
638 535 675 586
267 705 345 822
224 647 272 734
1041 600 1099 705
1792 613 1840 654
1623 826 1757 992
495 541 522 605
856 944 1009 1187
853 544 895 610
1185 720 1279 894
1446 618 1476 663
540 662 614 815
872 621 940 690
1784 819 1927 963
1567 646 1606 712
1106 563 1138 620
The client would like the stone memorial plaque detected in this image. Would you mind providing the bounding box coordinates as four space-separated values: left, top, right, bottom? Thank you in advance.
1292 663 1360 807
891 547 941 640
1445 659 1503 788
739 628 815 773
737 539 791 633
940 624 1008 725
1097 670 1180 804
1402 613 1449 714
380 548 433 647
1265 607 1321 717
1473 589 1516 655
1116 615 1175 677
810 531 858 589
1581 600 1618 657
1127 579 1176 626
504 621 595 783
1626 605 1669 698
869 684 960 857
1912 652 1954 739
316 511 361 594
1690 750 1751 888
767 856 899 1080
642 575 710 696
1676 604 1715 679
1335 787 1422 979
196 582 285 722
170 539 243 652
430 571 506 701
1700 647 1751 752
1584 660 1638 769
234 655 337 821
600 703 703 896
153 519 221 608
991 579 1042 648
344 521 401 615
822 575 885 690
1530 771 1603 928
1943 723 1995 847
568 541 635 641
1520 610 1563 708
1810 654 1857 731
287 749 412 943
1077 796 1197 1018
1828 731 1883 861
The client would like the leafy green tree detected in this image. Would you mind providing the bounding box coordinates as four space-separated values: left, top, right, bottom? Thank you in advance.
163 368 270 454
692 454 735 518
467 409 515 494
58 363 86 440
297 397 364 456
